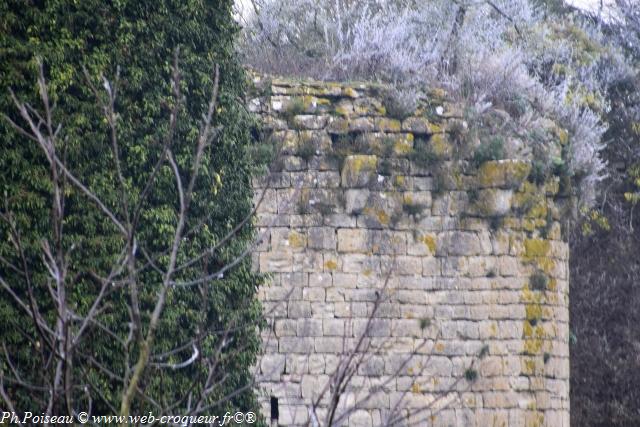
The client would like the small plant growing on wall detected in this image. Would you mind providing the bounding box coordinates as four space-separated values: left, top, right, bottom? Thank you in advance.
467 188 479 204
403 201 426 217
464 368 479 382
381 87 417 120
473 136 505 167
530 270 549 291
528 160 549 185
489 215 504 231
297 139 316 162
409 141 439 168
328 134 353 170
378 158 393 176
283 97 305 125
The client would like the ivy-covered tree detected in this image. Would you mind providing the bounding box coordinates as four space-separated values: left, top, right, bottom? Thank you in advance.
0 0 263 420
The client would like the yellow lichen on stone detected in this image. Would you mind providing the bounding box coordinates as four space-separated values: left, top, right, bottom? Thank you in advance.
528 199 548 219
428 123 444 134
342 87 358 98
524 340 544 356
421 234 437 254
324 260 338 271
280 131 299 152
287 230 306 248
478 160 531 188
478 161 504 187
341 155 378 187
525 304 543 321
504 161 532 184
523 239 551 260
430 133 452 157
489 323 498 337
334 105 350 117
377 118 402 132
351 155 377 173
362 207 391 226
394 138 413 155
525 413 545 427
522 286 543 305
522 358 536 376
376 209 391 225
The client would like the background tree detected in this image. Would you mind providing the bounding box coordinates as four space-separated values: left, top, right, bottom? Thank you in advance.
0 0 264 420
568 1 640 425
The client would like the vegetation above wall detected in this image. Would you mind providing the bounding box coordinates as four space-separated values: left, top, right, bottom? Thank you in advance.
240 0 635 208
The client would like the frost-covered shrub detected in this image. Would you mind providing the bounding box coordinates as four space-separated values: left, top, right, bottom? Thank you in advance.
239 0 631 206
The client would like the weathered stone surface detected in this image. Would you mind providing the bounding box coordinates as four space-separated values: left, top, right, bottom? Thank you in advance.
477 160 532 189
345 189 369 214
293 114 328 130
261 354 286 381
252 77 570 427
474 189 514 217
402 116 437 134
437 231 483 256
350 117 375 132
341 155 378 188
308 227 336 250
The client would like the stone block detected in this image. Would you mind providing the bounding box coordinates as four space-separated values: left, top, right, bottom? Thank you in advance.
332 273 358 288
326 116 350 134
309 273 332 288
350 117 375 132
260 354 286 381
345 189 370 214
302 287 326 301
259 251 293 272
477 159 531 189
278 405 308 425
315 337 345 353
297 319 324 337
323 319 345 336
288 301 312 318
358 356 385 376
474 189 513 217
316 171 341 187
375 117 402 132
341 155 378 188
349 410 373 427
337 229 370 253
437 232 482 256
292 114 328 130
308 227 336 250
395 256 423 275
402 116 437 134
280 337 314 353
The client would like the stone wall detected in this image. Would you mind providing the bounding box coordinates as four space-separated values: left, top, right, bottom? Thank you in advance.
248 76 570 427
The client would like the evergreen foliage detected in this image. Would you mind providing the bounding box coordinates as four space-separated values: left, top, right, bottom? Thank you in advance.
0 0 262 417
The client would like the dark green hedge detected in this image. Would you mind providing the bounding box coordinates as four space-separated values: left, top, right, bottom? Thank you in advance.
0 0 263 417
